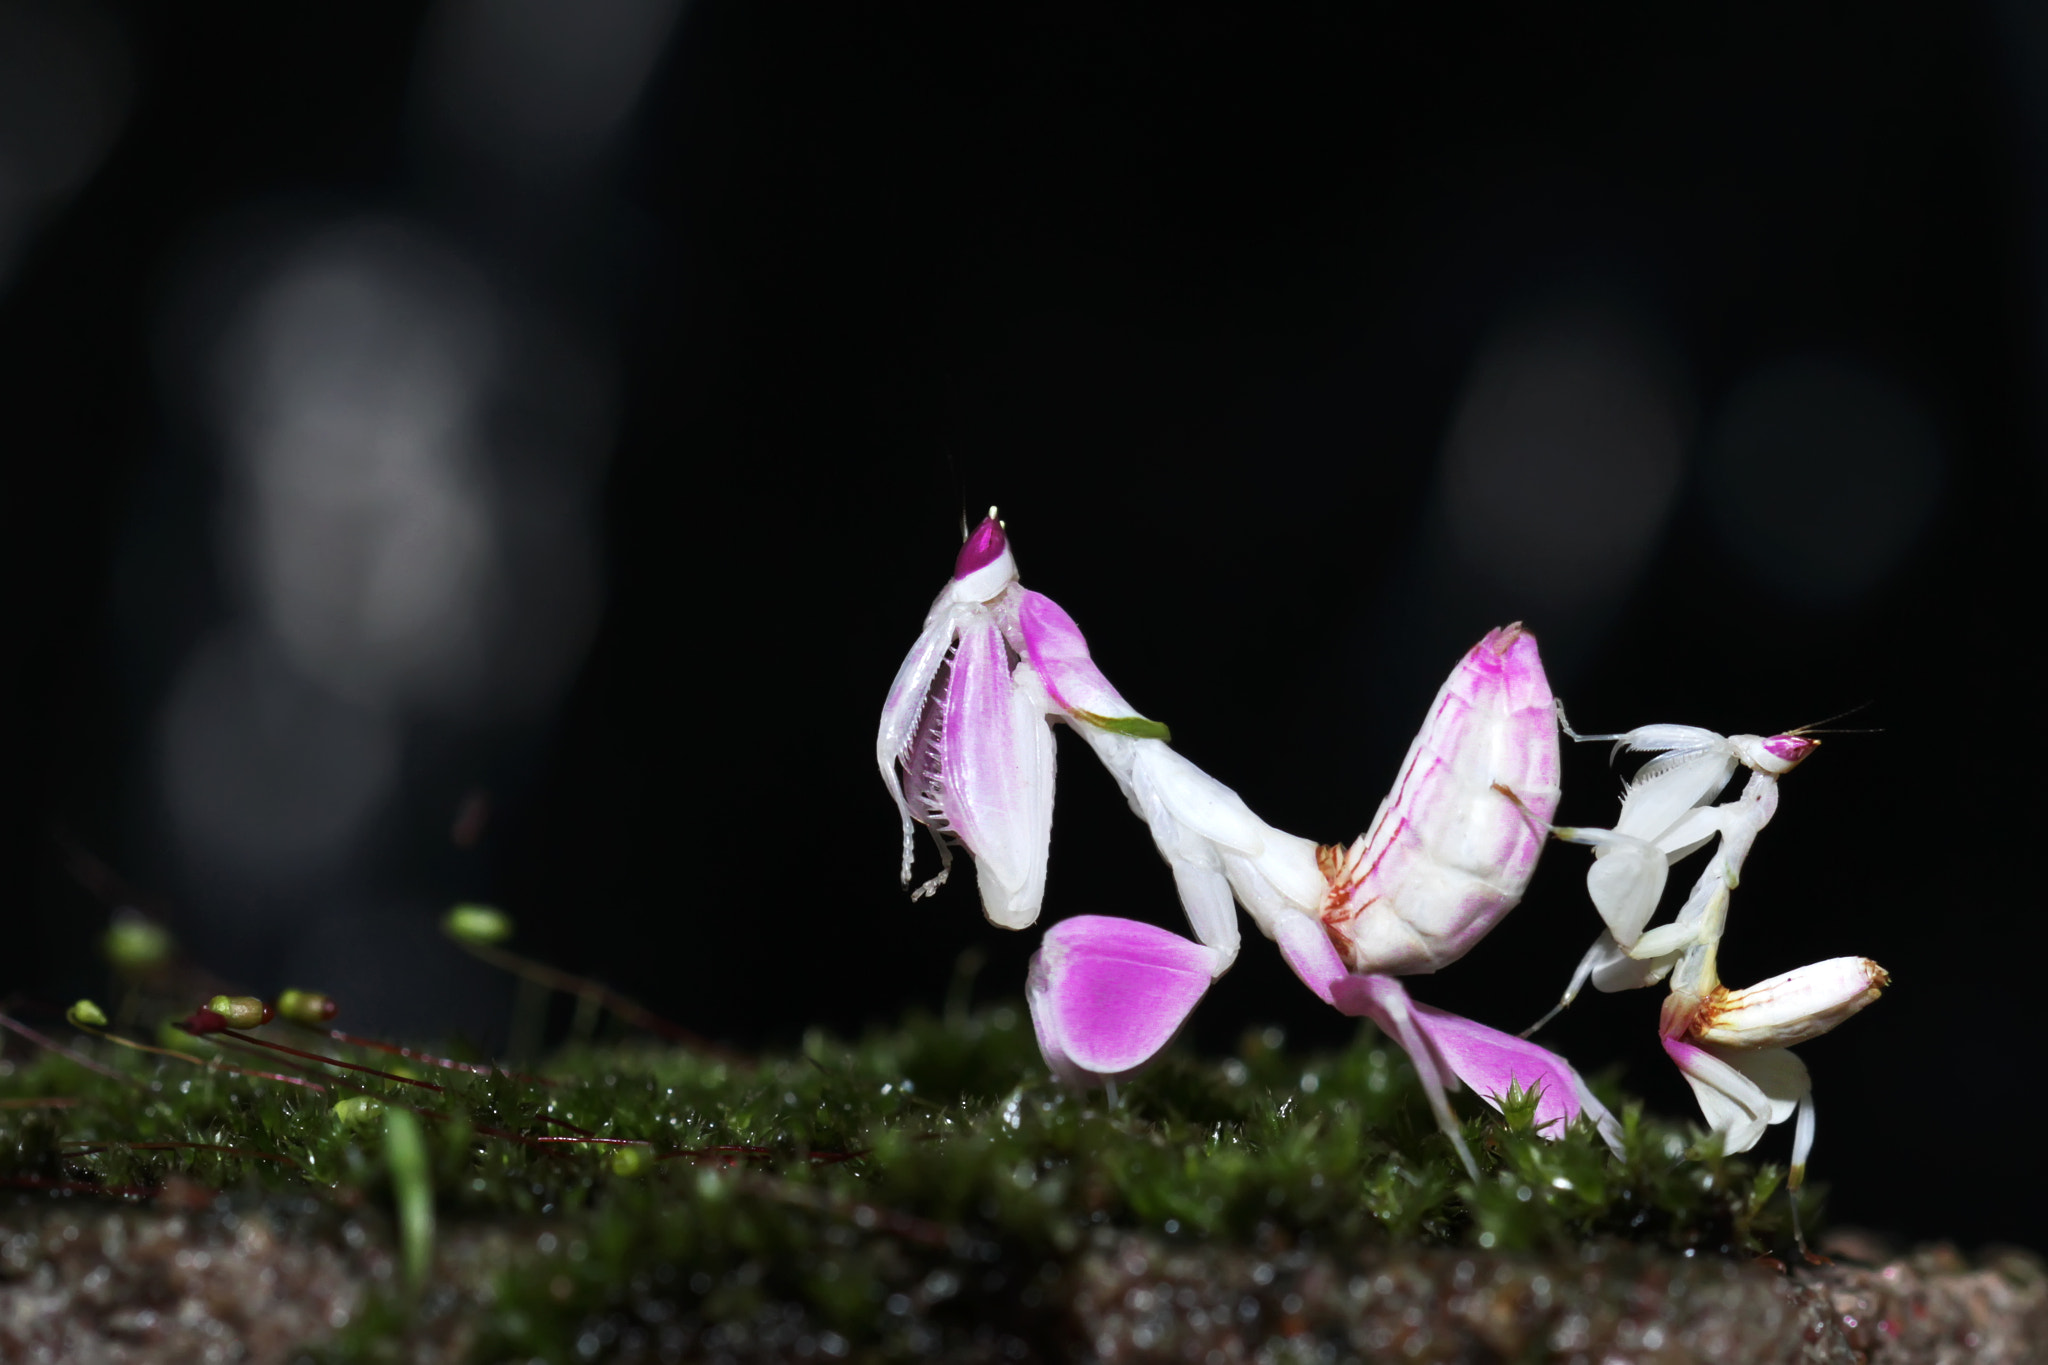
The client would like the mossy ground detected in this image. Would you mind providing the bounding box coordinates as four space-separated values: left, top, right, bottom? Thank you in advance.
0 986 1817 1361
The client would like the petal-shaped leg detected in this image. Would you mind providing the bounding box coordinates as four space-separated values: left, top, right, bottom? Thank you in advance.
1553 826 1668 946
1661 1036 1773 1155
1268 912 1479 1180
1010 589 1153 727
945 618 1056 928
1407 1002 1625 1156
1027 916 1226 1089
1701 1043 1815 1251
1275 912 1618 1156
1712 1044 1808 1128
1591 934 1679 993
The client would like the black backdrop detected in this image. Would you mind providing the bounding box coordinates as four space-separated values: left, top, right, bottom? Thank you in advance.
3 3 2040 1247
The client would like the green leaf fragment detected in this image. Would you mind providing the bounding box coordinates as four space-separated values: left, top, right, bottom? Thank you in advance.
1073 711 1172 741
384 1107 435 1293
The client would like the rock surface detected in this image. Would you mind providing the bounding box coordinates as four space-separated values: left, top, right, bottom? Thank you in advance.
0 1199 2039 1363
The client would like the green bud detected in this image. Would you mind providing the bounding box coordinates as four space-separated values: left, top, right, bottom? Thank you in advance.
610 1145 652 1178
206 995 272 1029
101 914 174 974
1497 1077 1547 1136
332 1096 386 1126
276 989 338 1026
65 999 109 1029
442 904 514 946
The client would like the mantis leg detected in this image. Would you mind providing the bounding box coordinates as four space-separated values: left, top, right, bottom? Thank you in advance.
1520 931 1625 1036
1269 913 1478 1180
1790 1088 1816 1256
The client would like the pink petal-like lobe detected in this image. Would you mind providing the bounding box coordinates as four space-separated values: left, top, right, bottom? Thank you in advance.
1406 1003 1608 1139
944 616 1055 927
1012 589 1159 731
1028 916 1220 1084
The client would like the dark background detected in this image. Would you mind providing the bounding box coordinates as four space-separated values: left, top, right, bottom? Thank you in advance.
3 2 2040 1246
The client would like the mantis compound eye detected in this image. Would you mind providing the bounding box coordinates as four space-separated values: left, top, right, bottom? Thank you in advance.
950 511 1016 602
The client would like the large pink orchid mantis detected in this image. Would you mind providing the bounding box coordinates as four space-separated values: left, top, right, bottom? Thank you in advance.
880 514 1620 1180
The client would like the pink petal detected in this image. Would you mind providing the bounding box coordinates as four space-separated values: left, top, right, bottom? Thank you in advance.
1027 916 1222 1084
1270 914 1619 1160
1013 590 1168 738
1662 1035 1772 1154
1407 1003 1620 1148
944 616 1055 927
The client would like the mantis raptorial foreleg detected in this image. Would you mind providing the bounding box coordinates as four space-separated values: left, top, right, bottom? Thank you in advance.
1527 709 1815 1034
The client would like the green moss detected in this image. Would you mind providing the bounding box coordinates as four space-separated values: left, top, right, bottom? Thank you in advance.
0 1004 1815 1360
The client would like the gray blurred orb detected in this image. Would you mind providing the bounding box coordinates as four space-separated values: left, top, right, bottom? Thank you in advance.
1439 303 1690 618
0 0 130 284
205 218 605 723
417 0 685 181
214 222 505 716
158 630 400 891
1703 355 1943 608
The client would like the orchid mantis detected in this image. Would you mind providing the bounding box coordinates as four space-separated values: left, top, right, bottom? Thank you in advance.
882 516 1620 1180
1537 713 1888 1249
1520 718 1820 1033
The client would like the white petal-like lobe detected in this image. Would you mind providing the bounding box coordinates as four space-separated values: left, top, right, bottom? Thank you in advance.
1582 834 1669 945
944 618 1054 928
1663 1035 1772 1154
1715 1044 1810 1125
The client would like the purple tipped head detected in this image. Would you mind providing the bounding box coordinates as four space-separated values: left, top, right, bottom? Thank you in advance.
1761 734 1819 769
954 516 1009 580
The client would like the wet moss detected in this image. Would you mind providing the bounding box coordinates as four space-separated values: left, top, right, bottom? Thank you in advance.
0 1004 1815 1360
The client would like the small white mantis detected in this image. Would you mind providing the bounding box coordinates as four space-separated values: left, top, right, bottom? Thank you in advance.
1521 712 1819 1034
1529 707 1888 1252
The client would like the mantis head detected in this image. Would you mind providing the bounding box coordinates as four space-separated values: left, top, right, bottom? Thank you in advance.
1736 733 1819 774
951 512 1016 601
